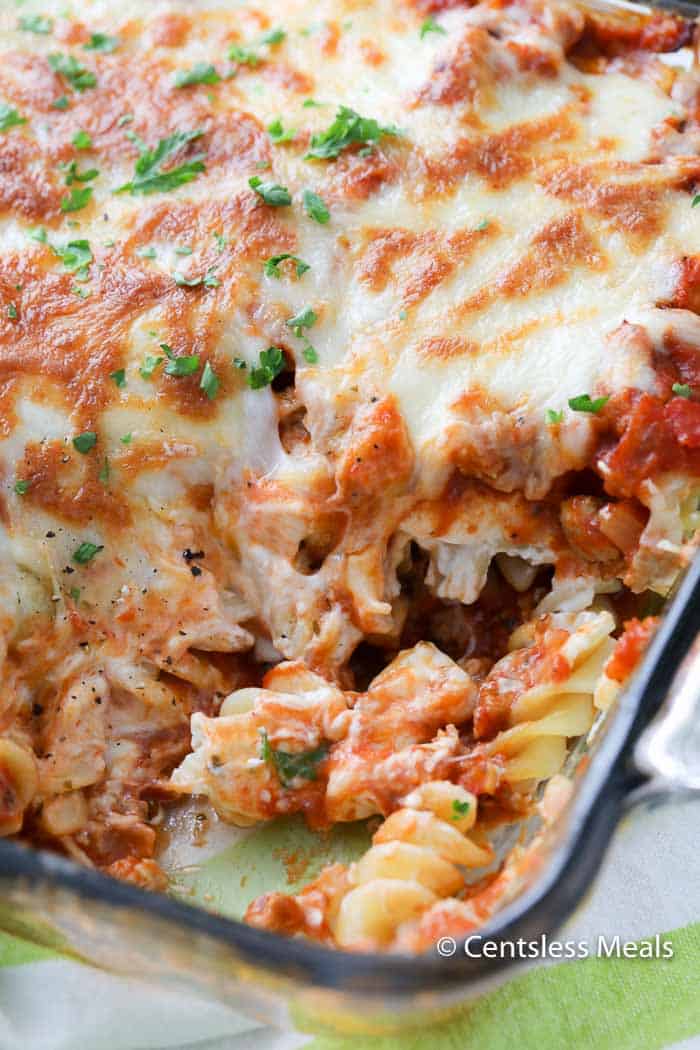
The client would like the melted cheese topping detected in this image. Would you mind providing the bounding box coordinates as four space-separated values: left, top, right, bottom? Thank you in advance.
0 0 699 868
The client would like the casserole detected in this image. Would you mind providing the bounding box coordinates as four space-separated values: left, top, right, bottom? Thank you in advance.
0 0 699 1032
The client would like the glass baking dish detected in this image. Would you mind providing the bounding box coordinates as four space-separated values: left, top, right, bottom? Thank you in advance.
2 0 700 1035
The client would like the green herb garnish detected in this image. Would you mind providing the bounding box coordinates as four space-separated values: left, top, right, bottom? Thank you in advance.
116 129 205 195
420 16 446 39
19 15 53 33
286 305 317 338
48 53 97 92
98 457 109 485
305 105 398 160
228 44 259 66
451 799 471 820
0 104 27 132
302 188 329 224
302 344 318 364
259 728 328 785
72 129 92 150
248 175 291 205
248 346 285 389
110 369 126 387
672 382 693 398
263 253 309 278
140 354 164 379
267 117 296 144
545 409 564 424
84 33 119 53
72 431 97 454
259 28 286 46
199 360 219 399
52 238 92 277
174 63 220 88
14 479 30 495
568 394 610 414
73 541 103 564
61 186 93 212
7 302 17 320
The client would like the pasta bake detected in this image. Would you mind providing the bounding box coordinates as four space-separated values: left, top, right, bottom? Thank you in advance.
0 0 699 952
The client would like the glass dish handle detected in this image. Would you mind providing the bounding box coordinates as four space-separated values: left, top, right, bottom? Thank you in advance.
630 639 700 804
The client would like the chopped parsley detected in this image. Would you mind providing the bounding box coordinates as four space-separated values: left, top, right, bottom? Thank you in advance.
286 305 317 338
163 344 200 376
173 266 220 288
174 245 192 255
568 394 610 414
305 105 399 160
116 129 206 195
14 479 30 495
110 368 126 387
7 302 17 320
200 360 220 399
267 117 296 144
248 346 285 389
693 195 700 208
72 285 90 299
120 432 132 444
0 104 27 132
302 188 330 224
451 799 471 820
61 160 99 184
84 33 119 53
545 408 564 424
73 541 103 564
18 15 53 33
28 226 47 243
52 238 92 277
302 344 318 364
69 586 81 601
61 186 93 212
476 218 490 231
48 53 97 92
72 431 97 454
228 44 260 66
72 129 92 150
139 354 164 380
233 357 247 369
117 113 133 127
213 232 227 251
174 63 221 88
248 175 291 206
263 253 309 278
420 16 446 39
51 96 69 110
98 457 110 485
672 382 693 398
259 27 286 46
259 729 328 785
136 246 156 259
302 98 322 108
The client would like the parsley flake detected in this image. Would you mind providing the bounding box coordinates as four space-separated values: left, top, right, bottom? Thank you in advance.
140 354 164 380
72 129 92 150
267 117 296 144
248 346 285 389
248 175 291 206
451 799 471 820
72 431 97 454
234 357 247 369
173 267 219 288
263 253 309 278
19 15 53 33
672 382 693 398
214 232 227 251
136 246 156 259
98 457 110 485
52 238 92 276
568 394 610 414
0 104 27 133
259 28 286 46
52 96 69 110
200 360 220 399
286 305 317 338
48 53 97 92
693 195 700 208
164 348 200 376
305 105 398 160
303 98 324 108
116 129 206 195
174 63 221 88
302 189 330 224
228 44 259 66
61 160 99 185
302 344 318 364
120 432 132 444
545 408 564 424
110 369 126 388
14 479 30 495
84 33 119 53
73 541 103 564
420 16 446 39
27 225 46 243
259 728 327 785
7 302 17 320
61 186 93 212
